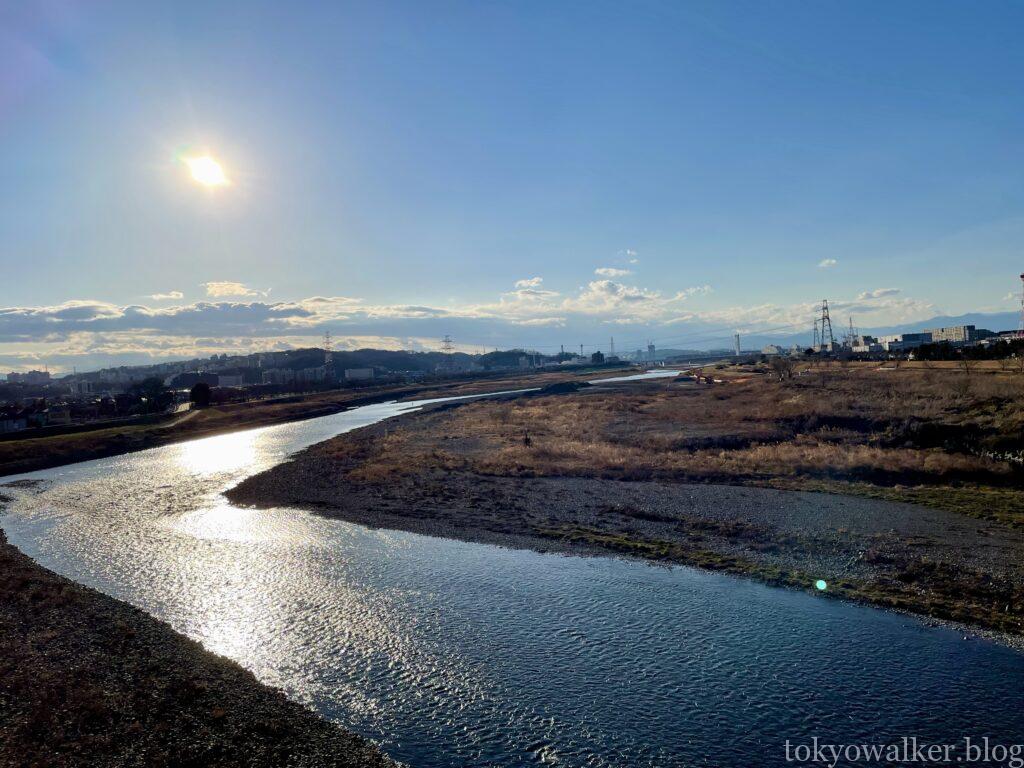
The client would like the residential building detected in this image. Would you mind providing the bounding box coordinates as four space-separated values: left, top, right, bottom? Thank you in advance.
7 370 51 384
344 368 374 381
261 368 296 385
295 366 328 384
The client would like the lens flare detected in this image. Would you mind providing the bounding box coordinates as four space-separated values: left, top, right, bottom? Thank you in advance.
185 155 229 186
815 579 828 591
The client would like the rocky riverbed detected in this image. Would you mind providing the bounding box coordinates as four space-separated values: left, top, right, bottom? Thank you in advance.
227 399 1024 640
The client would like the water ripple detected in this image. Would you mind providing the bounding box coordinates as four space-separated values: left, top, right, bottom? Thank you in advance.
3 390 1024 766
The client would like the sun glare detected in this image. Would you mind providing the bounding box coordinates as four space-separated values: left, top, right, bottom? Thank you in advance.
185 155 229 187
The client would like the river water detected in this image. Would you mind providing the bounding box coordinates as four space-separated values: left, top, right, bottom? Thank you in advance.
3 378 1023 767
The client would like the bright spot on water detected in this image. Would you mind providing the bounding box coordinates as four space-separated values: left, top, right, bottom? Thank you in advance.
175 430 259 476
815 579 828 591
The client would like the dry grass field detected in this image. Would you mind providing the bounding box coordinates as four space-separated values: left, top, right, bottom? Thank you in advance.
0 368 619 478
333 362 1024 525
228 361 1024 637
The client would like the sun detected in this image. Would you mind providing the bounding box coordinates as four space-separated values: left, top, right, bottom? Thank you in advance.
185 155 229 187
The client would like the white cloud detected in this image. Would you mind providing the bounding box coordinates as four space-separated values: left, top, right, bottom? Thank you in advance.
510 316 566 327
0 272 944 373
149 291 184 301
856 288 901 300
1003 292 1017 302
817 259 838 269
595 267 632 277
563 280 661 315
202 281 268 298
514 277 544 289
672 285 713 300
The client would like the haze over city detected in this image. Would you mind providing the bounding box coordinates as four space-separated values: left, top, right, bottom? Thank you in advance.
3 0 1023 374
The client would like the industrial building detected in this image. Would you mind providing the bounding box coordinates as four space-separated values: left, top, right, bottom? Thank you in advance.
925 325 993 345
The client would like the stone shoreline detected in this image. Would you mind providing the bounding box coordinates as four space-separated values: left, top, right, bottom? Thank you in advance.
226 399 1024 642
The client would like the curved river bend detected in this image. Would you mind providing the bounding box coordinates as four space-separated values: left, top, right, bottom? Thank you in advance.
3 381 1023 767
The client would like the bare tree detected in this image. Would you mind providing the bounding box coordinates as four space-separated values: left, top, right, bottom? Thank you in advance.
952 373 972 399
769 356 794 381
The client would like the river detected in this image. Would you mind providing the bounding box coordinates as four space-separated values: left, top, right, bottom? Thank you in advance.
2 375 1023 767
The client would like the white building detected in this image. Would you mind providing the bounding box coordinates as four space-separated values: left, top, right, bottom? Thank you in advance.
261 368 296 385
295 366 328 384
875 332 932 352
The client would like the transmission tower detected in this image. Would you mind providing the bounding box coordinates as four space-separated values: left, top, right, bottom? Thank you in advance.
323 330 333 367
437 334 454 373
610 337 615 358
733 333 741 356
812 320 820 349
1019 273 1024 337
846 316 857 348
819 300 835 349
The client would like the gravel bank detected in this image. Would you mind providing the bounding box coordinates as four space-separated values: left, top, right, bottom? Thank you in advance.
227 404 1024 639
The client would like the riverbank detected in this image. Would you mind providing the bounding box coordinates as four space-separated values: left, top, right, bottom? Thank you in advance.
0 368 611 479
228 365 1024 638
0 523 397 768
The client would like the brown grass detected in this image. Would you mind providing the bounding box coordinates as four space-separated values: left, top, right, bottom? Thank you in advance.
332 364 1024 523
0 369 609 478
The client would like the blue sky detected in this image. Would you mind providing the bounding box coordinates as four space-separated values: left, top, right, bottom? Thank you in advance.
2 1 1023 371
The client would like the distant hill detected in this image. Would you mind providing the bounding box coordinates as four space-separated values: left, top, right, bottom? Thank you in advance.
865 311 1019 337
276 347 476 373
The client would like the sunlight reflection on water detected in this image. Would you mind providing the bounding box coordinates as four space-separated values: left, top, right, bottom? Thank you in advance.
174 429 261 476
2 376 1024 767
